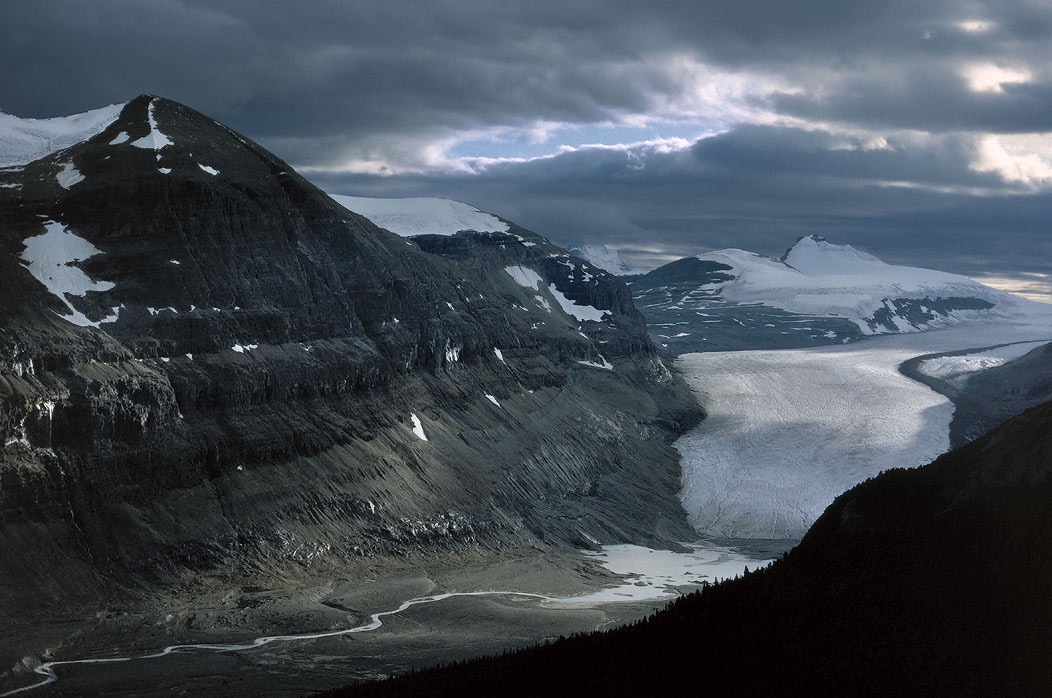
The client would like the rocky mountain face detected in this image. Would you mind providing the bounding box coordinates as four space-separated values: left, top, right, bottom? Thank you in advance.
632 236 1043 354
0 96 700 648
904 341 1052 447
328 399 1052 697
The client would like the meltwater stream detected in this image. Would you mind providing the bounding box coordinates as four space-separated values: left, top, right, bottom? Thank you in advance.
2 544 768 696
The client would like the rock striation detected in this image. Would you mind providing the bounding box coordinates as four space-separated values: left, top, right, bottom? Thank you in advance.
0 96 700 647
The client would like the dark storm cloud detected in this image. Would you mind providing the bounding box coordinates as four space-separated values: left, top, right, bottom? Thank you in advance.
6 1 1052 155
3 1 1051 287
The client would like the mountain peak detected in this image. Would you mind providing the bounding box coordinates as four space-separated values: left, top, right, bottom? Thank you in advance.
782 235 887 276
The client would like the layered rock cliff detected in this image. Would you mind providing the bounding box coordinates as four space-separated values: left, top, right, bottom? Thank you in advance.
0 96 700 637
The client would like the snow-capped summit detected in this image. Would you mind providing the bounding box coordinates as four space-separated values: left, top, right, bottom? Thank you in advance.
0 102 125 167
633 236 1051 353
695 237 1031 333
782 234 885 273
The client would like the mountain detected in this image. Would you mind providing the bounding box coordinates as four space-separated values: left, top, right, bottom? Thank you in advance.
633 235 1048 353
0 96 700 678
325 398 1052 697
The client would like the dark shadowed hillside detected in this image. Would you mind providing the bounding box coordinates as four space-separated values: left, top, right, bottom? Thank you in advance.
0 96 701 687
323 399 1052 697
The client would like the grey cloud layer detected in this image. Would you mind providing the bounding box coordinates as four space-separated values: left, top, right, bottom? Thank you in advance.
3 1 1050 281
317 126 1050 277
6 2 1050 148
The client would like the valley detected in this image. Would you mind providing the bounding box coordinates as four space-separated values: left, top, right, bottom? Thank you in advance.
1 95 1049 697
675 326 1051 540
1 544 769 696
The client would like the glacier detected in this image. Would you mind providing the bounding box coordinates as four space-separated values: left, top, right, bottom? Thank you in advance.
675 324 1052 540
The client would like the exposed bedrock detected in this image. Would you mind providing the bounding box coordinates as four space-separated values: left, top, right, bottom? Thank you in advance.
0 96 701 641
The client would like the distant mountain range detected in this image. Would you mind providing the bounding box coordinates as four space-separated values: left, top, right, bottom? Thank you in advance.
632 235 1050 353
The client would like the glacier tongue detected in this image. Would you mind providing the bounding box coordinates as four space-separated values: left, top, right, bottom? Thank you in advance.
675 324 1052 540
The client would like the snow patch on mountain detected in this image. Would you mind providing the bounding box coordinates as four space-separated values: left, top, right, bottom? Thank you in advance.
0 102 124 167
695 236 1036 334
505 265 543 289
55 161 84 189
130 99 173 153
330 194 508 237
20 221 116 327
547 283 609 322
410 413 428 441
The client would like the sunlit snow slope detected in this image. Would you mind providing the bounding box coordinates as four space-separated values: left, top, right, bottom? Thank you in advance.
329 194 508 237
0 103 125 167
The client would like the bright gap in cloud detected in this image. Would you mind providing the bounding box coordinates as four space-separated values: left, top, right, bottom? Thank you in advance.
971 134 1052 187
956 19 994 33
962 63 1032 93
447 122 714 162
970 273 1052 304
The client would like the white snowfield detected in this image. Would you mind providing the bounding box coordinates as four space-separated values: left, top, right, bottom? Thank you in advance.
329 194 508 237
55 161 84 189
504 265 609 322
676 324 1052 540
0 102 124 167
547 283 609 321
20 221 118 327
410 412 428 441
698 236 1038 334
505 264 544 289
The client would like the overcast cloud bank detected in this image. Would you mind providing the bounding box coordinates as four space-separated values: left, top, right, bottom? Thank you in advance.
3 1 1050 295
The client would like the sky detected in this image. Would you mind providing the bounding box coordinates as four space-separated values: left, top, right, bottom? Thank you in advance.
3 1 1051 299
